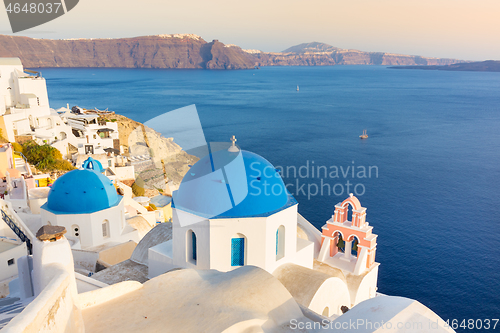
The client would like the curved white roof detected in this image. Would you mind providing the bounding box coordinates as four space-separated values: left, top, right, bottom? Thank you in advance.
0 58 22 66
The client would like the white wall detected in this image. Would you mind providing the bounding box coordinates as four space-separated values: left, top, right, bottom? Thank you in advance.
4 237 84 333
17 76 49 107
172 209 210 270
308 277 351 317
264 205 303 273
349 264 379 307
28 197 48 215
148 241 175 278
0 62 23 114
170 205 314 274
41 200 135 249
209 216 267 272
72 249 99 273
0 241 27 282
111 165 135 180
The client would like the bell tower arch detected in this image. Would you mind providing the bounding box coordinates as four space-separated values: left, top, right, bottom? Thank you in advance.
318 194 377 275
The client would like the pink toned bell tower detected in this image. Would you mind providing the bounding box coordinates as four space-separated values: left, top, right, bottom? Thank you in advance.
318 194 378 275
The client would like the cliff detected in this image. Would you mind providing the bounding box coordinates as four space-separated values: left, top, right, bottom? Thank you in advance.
389 60 500 72
0 35 461 68
0 34 254 69
244 42 460 66
98 112 199 192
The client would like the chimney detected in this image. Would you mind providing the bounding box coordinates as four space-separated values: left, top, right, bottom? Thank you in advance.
32 225 77 297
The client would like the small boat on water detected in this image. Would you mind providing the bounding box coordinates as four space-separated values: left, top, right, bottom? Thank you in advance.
359 129 368 139
296 85 299 91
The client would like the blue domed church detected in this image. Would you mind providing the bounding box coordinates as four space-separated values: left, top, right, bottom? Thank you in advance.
40 158 140 249
149 138 314 275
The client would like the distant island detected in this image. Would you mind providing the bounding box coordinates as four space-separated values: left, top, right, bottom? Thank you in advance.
389 60 500 72
0 34 462 69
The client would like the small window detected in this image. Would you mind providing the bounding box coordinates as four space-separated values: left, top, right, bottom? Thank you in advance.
7 258 14 266
192 232 197 261
72 224 80 238
102 220 109 238
276 225 285 260
108 160 112 166
186 230 197 264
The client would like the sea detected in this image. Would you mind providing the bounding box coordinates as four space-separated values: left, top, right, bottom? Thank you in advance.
40 65 500 330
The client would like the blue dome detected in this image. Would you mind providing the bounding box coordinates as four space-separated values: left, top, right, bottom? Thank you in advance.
44 159 121 214
173 149 296 218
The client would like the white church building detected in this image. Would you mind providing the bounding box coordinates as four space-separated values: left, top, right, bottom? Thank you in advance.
40 157 140 249
149 140 314 275
147 139 379 317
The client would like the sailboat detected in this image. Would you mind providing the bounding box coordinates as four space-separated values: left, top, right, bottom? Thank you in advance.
359 129 368 139
296 85 299 91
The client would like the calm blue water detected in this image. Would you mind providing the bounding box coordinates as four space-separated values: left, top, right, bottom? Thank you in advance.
41 66 500 329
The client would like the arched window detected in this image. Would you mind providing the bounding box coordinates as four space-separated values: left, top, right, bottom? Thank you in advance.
192 232 197 261
276 225 285 260
337 234 345 253
346 203 353 222
231 235 246 267
351 236 359 257
186 230 197 264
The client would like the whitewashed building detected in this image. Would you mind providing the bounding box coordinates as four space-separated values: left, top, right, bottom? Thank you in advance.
40 157 140 249
149 142 314 277
0 58 120 159
147 138 379 317
0 220 28 284
0 58 72 145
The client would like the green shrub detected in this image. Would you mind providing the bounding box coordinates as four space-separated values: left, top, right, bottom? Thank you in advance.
22 140 66 171
53 159 75 171
11 142 23 153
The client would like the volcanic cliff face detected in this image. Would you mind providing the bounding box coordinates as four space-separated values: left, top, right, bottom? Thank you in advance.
244 42 460 66
390 60 500 72
200 40 256 69
0 34 255 69
0 35 461 69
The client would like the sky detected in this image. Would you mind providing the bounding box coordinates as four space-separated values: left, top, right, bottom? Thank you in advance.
0 0 498 61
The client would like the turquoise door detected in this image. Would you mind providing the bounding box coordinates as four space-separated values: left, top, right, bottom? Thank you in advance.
231 238 245 266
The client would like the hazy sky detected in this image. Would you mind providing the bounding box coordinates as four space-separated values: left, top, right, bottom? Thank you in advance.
0 0 498 61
